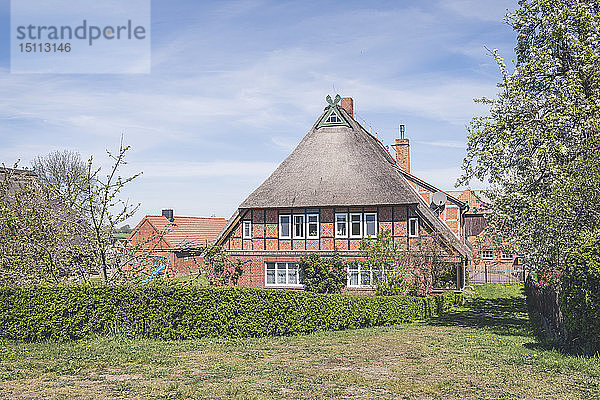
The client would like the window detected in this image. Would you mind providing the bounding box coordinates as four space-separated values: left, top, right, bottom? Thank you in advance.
350 213 362 238
265 262 302 286
335 213 348 237
364 213 377 236
293 215 305 239
242 220 252 239
501 251 513 260
307 214 319 238
408 217 419 237
279 215 291 239
326 110 341 123
347 264 385 287
482 250 493 260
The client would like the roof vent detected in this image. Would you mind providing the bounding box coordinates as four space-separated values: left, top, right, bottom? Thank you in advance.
162 209 174 222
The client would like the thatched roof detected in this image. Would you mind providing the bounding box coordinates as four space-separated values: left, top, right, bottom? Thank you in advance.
240 106 418 209
220 101 471 258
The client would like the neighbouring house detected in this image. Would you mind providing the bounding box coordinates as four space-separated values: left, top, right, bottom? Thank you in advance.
0 166 37 188
212 96 472 293
445 189 525 284
128 209 227 276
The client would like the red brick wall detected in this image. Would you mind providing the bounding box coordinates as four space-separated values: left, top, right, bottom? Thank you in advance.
220 205 458 289
224 206 425 253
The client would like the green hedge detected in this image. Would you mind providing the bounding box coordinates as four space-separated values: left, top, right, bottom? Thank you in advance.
561 229 600 353
0 285 459 342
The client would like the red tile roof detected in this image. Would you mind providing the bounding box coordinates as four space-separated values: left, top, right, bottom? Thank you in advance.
141 215 227 249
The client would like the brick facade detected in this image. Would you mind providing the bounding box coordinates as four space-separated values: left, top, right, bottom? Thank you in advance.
220 205 462 290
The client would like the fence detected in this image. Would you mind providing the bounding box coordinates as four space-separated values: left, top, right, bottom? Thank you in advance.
469 263 526 284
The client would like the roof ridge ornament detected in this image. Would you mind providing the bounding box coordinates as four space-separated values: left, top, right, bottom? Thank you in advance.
326 94 341 107
317 94 350 128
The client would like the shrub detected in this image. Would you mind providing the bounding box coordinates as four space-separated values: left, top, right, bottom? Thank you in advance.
0 284 459 342
561 229 600 353
297 250 346 294
360 230 410 295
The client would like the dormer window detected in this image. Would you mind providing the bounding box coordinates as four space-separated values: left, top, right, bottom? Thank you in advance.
326 110 342 124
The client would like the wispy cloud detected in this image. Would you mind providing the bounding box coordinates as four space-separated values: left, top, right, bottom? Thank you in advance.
0 0 515 222
134 161 278 178
415 140 465 149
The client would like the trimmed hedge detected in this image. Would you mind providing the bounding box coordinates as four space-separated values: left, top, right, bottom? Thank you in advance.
0 285 459 342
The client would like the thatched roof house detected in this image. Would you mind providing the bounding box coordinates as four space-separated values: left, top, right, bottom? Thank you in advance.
214 96 470 292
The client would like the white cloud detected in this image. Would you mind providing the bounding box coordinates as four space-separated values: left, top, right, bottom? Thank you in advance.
134 161 278 178
438 0 515 22
412 166 488 191
415 140 465 149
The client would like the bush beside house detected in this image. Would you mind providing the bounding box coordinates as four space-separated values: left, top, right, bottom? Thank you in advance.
0 284 459 342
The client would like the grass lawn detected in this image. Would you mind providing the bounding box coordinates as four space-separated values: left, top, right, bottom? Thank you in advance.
1 284 599 399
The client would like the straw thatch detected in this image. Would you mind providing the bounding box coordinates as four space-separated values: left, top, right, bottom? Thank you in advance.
240 106 417 209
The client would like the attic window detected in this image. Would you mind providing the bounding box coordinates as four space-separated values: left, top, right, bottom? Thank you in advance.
326 110 341 124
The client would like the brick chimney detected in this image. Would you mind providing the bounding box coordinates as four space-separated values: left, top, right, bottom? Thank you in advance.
395 124 410 173
340 97 353 118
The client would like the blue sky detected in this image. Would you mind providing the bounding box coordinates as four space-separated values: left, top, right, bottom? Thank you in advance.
0 0 517 225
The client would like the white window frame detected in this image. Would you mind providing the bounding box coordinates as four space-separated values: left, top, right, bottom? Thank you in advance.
242 220 252 239
408 217 419 237
482 250 494 260
335 213 348 238
307 213 319 239
364 212 377 237
292 214 305 239
349 213 363 238
347 263 385 288
501 251 513 260
265 262 303 287
279 214 291 239
326 109 341 123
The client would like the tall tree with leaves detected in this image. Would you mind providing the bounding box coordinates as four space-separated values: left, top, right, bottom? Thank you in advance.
460 0 600 273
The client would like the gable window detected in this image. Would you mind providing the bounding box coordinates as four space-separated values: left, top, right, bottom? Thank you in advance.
293 215 305 239
307 214 319 238
364 213 377 237
242 220 252 239
265 262 302 286
482 250 493 260
335 213 348 237
347 263 385 287
279 215 291 239
326 110 342 123
350 213 362 238
408 217 419 237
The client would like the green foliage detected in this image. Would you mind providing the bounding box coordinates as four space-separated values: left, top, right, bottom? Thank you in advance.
202 245 245 286
460 0 600 272
360 230 409 295
561 229 600 353
0 284 458 342
297 249 346 294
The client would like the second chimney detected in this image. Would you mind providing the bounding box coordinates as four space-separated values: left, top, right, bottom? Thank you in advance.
340 97 354 118
395 124 410 173
162 209 174 222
